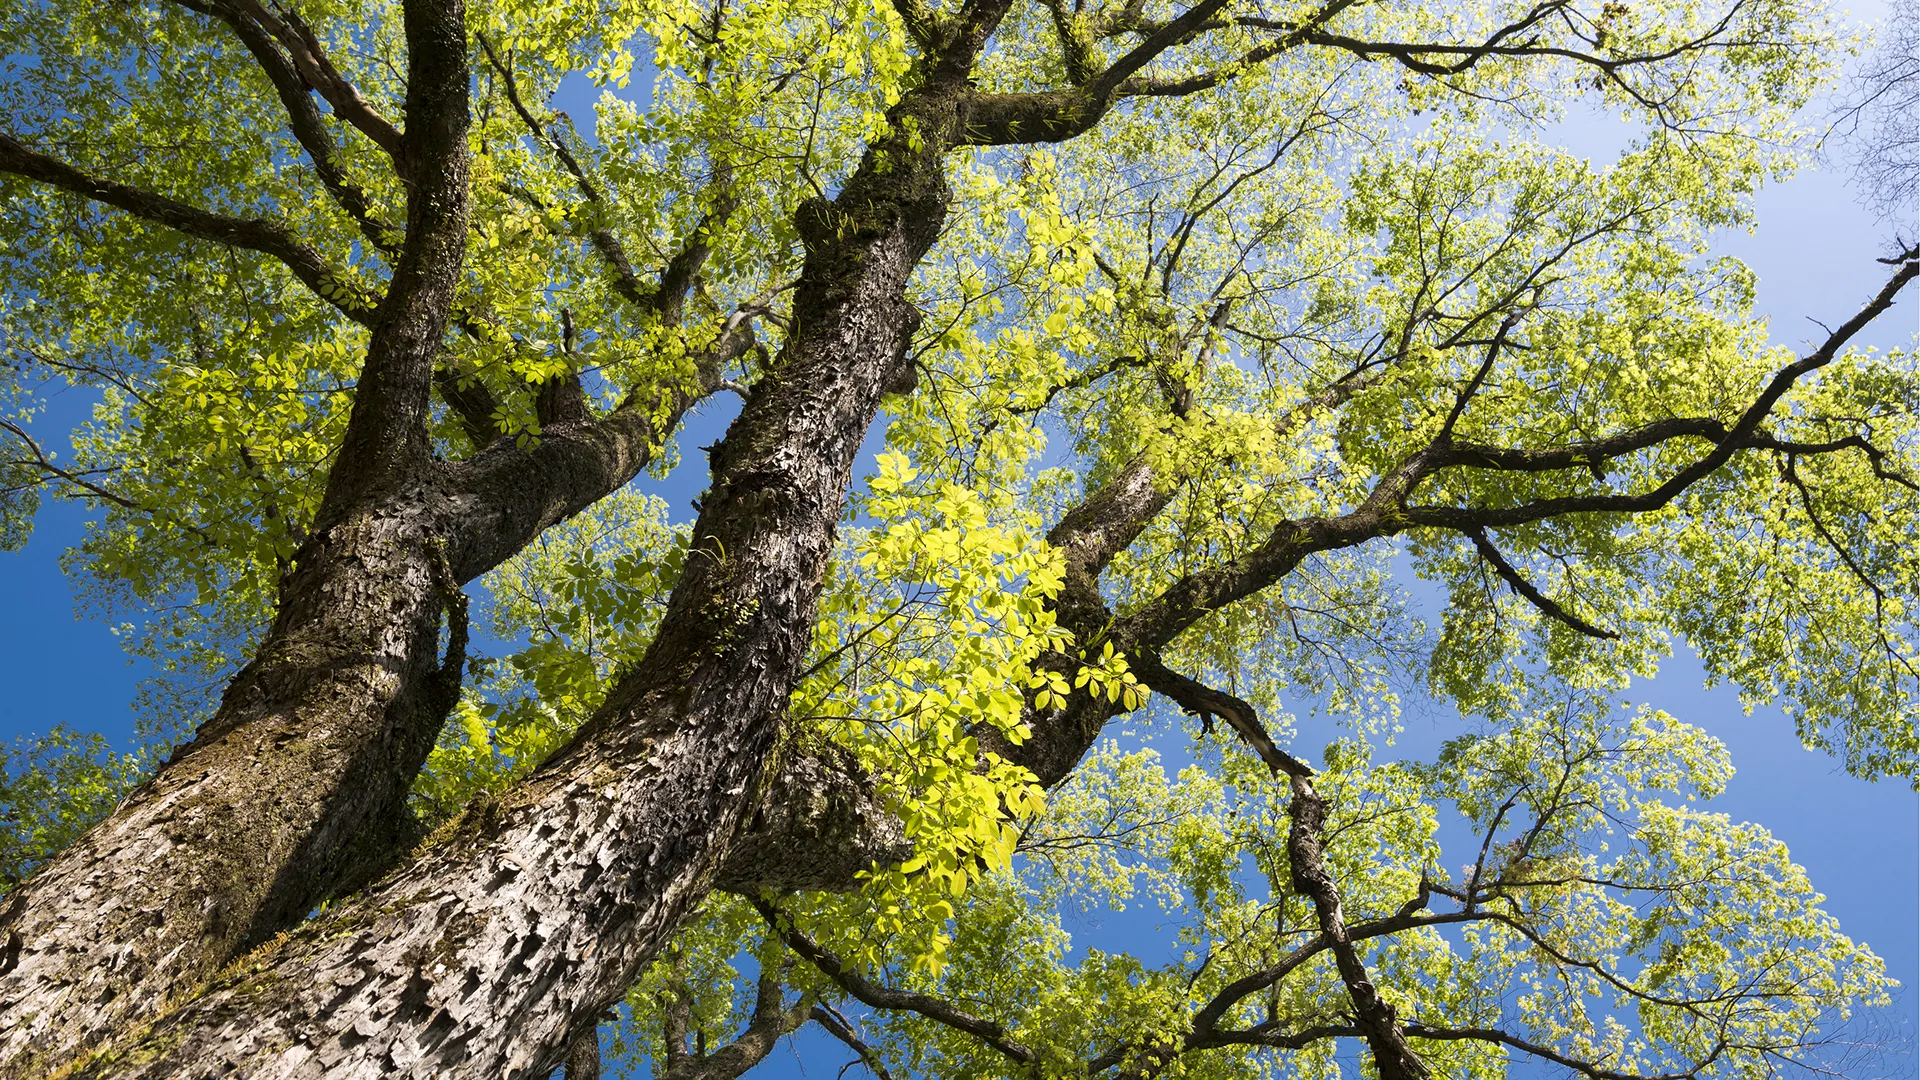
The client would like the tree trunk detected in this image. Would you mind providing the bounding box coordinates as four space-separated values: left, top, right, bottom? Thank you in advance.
61 94 955 1080
0 497 459 1073
0 394 912 1077
0 1 479 1066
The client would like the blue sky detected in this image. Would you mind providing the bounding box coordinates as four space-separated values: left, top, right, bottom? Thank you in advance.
0 22 1915 1080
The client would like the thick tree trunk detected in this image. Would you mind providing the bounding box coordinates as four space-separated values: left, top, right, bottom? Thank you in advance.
0 3 476 1068
0 498 458 1073
65 96 955 1080
0 364 918 1077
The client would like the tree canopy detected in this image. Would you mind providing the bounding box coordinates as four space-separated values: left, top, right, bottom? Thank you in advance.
0 0 1914 1076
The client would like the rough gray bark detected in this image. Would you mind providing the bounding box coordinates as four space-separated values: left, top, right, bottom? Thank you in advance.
0 4 1293 1070
0 11 834 1071
0 295 898 1079
60 73 968 1080
0 0 474 1065
0 494 461 1073
3 0 1891 1072
0 219 904 1080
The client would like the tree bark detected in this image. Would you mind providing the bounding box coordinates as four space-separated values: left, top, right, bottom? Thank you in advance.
0 0 474 1064
0 494 462 1073
0 327 912 1078
562 1026 600 1080
61 87 959 1080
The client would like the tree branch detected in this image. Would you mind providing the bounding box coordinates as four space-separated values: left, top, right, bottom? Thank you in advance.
1114 246 1920 654
1125 651 1315 777
752 899 1038 1065
1400 1023 1728 1080
172 0 400 255
1465 526 1620 639
312 0 472 509
1405 244 1920 531
478 33 648 309
225 0 407 170
811 1004 898 1080
0 130 377 325
957 0 1359 145
658 963 815 1080
478 33 735 324
1286 775 1433 1080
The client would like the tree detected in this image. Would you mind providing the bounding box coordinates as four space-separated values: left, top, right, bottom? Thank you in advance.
0 0 1913 1075
1837 0 1919 224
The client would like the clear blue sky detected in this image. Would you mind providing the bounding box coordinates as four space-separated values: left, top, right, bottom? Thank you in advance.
0 30 1914 1080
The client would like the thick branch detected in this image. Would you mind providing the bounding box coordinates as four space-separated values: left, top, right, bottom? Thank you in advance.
434 365 507 448
66 74 958 1079
0 5 471 1069
957 0 1358 145
313 0 471 510
563 1026 602 1080
714 747 910 893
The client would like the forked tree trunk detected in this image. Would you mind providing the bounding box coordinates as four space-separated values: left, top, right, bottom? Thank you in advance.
0 384 913 1080
56 93 958 1079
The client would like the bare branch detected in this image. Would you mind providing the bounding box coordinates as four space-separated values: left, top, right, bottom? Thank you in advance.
1286 776 1433 1080
1401 1023 1728 1080
226 0 407 169
478 32 737 325
0 417 222 549
171 0 400 255
1126 651 1315 777
811 1004 898 1080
